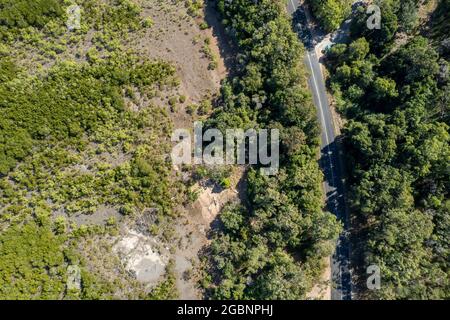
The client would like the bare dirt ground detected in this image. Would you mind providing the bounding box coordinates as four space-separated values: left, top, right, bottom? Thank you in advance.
132 0 228 129
114 228 169 285
129 0 238 299
173 167 246 299
70 0 235 298
418 0 439 25
306 258 332 300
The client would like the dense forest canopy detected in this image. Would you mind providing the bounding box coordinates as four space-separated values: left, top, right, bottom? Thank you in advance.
204 0 341 299
324 0 449 299
308 0 352 32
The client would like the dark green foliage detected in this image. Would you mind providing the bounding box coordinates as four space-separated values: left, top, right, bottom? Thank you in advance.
429 0 450 54
205 0 341 299
385 37 440 87
350 2 399 55
147 261 179 300
327 3 450 298
308 0 352 32
349 0 423 55
0 0 63 28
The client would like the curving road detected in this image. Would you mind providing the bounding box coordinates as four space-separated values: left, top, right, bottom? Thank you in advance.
287 0 352 300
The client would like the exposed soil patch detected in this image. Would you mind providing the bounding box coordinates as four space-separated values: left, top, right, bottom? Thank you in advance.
173 167 246 299
129 1 240 298
114 229 169 286
73 205 122 226
306 258 332 300
132 0 226 112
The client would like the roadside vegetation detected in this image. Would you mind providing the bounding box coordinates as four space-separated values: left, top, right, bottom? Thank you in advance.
323 0 449 299
201 0 342 299
308 0 352 32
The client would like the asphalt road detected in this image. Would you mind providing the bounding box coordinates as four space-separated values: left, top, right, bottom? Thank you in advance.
287 0 352 300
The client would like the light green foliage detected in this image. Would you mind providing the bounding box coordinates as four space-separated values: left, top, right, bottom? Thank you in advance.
147 261 179 300
143 17 154 28
347 38 370 61
0 0 182 299
372 77 399 100
0 55 177 221
0 220 67 299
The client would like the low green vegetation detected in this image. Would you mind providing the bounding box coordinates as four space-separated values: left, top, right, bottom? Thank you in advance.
147 260 179 300
203 0 341 299
185 0 204 18
0 213 138 299
0 0 182 299
325 0 449 299
0 51 178 222
201 39 219 70
0 220 67 299
0 0 63 29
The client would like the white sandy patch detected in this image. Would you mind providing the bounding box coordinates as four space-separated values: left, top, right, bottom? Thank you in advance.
114 229 167 284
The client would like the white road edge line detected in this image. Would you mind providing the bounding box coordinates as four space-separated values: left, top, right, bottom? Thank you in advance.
289 0 296 13
288 0 346 299
306 53 330 146
306 51 343 300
